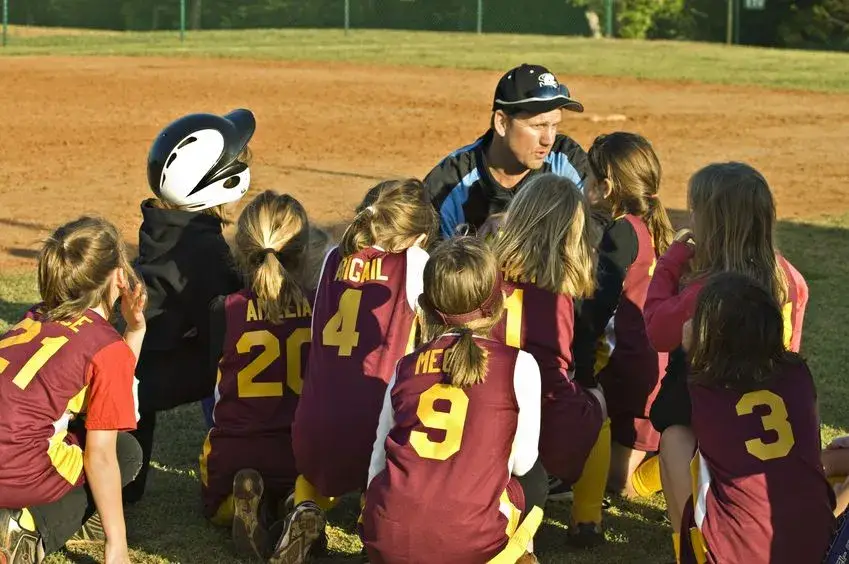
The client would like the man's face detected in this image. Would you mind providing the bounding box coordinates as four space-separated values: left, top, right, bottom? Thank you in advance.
502 109 563 170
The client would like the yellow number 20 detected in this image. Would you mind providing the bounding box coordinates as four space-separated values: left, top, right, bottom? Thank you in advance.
410 384 469 461
736 390 795 461
322 288 362 357
0 318 69 391
236 329 311 399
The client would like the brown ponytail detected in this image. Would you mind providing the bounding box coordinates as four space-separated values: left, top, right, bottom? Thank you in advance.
420 237 504 388
38 216 139 321
340 178 438 256
235 191 310 324
588 132 674 255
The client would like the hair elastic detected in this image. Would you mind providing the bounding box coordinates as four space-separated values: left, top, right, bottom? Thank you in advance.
262 248 278 256
423 270 503 326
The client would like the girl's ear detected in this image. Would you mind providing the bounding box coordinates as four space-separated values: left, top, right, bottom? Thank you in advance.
603 178 614 199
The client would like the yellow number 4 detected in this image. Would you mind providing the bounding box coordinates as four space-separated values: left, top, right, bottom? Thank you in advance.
410 384 469 461
322 288 362 357
736 390 795 461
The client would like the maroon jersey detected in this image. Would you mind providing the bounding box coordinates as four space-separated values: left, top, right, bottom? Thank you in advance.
681 361 834 563
0 308 138 508
490 276 602 484
294 245 426 497
363 336 532 564
597 215 668 451
200 289 313 518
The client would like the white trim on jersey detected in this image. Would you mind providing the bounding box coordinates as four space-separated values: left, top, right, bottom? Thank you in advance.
404 246 429 312
693 449 712 530
310 245 337 337
132 377 141 423
510 350 542 477
367 371 397 488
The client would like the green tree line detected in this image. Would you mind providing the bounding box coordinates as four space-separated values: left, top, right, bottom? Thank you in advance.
9 0 849 51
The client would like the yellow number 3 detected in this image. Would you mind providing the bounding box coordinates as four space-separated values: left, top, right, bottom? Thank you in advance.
736 390 795 461
410 384 469 461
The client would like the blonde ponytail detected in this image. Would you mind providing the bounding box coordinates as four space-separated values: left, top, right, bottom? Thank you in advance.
420 237 504 389
340 178 438 256
235 191 310 324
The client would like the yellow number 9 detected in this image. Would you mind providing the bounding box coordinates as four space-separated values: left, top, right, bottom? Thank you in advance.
736 390 795 461
410 384 469 461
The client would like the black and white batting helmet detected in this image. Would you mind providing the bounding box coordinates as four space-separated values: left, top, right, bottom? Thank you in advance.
147 109 256 211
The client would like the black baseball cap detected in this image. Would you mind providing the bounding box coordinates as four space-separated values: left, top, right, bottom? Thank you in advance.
493 64 584 115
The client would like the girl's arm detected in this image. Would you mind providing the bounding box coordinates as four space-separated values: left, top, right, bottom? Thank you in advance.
511 351 542 477
367 373 397 487
84 430 130 564
644 240 697 352
573 217 637 387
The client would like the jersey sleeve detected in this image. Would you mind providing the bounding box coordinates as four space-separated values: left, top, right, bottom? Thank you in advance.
423 156 469 239
644 241 698 352
510 350 542 477
405 246 430 311
311 246 338 336
367 371 397 487
573 216 638 387
85 340 140 431
781 256 809 352
550 135 590 191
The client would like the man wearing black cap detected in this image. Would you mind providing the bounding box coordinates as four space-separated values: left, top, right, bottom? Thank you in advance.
424 63 589 238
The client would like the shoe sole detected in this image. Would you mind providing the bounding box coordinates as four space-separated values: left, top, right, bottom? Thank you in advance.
232 469 268 561
547 490 574 502
68 512 105 543
269 505 326 564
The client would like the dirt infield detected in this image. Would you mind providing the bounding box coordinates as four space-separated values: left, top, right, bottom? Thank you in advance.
1 56 848 271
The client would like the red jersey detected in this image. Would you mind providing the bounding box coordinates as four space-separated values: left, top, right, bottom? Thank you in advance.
294 245 427 497
645 242 808 353
0 307 138 508
490 275 603 483
684 361 833 563
199 289 313 517
596 215 668 449
363 335 541 564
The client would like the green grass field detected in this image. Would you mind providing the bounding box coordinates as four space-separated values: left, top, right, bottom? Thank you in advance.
2 28 849 564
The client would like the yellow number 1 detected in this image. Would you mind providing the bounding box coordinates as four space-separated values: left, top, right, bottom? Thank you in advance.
0 318 69 390
503 289 524 348
322 288 362 357
736 390 795 461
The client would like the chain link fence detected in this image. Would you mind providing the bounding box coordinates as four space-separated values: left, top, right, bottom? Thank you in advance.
5 0 595 37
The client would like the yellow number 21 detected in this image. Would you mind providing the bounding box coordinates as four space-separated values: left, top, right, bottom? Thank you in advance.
0 318 69 391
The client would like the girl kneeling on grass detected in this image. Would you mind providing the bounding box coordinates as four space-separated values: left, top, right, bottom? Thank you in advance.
491 173 609 547
199 191 319 560
644 162 810 561
675 272 833 563
0 217 146 564
363 236 545 564
272 179 438 563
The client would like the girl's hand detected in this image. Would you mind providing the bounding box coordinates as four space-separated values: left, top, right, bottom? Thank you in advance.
104 540 131 564
827 436 849 450
118 269 147 332
674 228 695 246
478 213 506 242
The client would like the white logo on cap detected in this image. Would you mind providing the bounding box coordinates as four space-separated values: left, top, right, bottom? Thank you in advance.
538 73 558 88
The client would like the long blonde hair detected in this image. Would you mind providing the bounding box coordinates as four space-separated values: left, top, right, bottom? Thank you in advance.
419 237 504 388
494 174 597 297
588 132 674 255
340 179 438 256
234 190 310 324
687 162 788 305
38 216 139 321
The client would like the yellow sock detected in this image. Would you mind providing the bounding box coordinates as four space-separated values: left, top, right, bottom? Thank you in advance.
672 532 681 563
571 418 611 525
631 454 663 498
209 495 235 527
294 475 337 511
829 474 848 488
18 508 36 532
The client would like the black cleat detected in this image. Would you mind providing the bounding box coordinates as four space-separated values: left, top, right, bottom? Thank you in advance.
269 502 326 564
0 509 43 564
232 469 271 560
